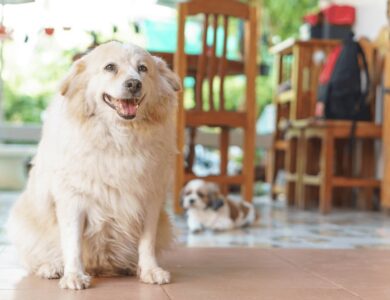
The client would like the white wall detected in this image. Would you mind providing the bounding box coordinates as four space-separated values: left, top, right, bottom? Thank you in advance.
320 0 387 40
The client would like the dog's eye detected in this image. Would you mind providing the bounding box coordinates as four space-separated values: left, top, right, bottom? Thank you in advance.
197 191 205 198
104 63 117 72
138 65 148 73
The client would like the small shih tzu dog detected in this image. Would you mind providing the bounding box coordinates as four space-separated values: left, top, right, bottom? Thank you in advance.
181 179 259 233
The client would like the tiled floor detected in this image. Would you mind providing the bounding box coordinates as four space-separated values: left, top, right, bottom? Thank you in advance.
4 192 390 249
2 246 390 299
2 191 390 299
175 195 390 249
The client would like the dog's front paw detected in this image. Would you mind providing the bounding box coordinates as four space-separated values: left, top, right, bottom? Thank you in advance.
139 267 170 285
59 272 91 290
36 263 64 279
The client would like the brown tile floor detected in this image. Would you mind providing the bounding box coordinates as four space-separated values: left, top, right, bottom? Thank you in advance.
1 246 390 300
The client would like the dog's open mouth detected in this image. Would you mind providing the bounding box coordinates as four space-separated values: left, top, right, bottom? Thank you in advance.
103 93 145 120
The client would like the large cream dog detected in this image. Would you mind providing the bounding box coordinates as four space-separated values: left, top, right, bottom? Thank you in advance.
7 41 181 290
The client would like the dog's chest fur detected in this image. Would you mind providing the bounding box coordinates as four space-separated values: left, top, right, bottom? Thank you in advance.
78 127 172 273
42 102 175 274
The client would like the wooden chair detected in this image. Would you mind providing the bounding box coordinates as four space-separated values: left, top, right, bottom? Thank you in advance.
173 0 258 213
296 39 382 214
269 39 340 200
377 29 390 212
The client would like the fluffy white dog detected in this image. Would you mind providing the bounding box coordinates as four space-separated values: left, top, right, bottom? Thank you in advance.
181 179 258 233
7 41 181 290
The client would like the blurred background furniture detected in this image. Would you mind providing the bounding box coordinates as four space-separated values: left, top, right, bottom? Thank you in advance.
0 124 39 190
289 39 382 214
173 0 258 213
268 39 339 200
382 48 390 211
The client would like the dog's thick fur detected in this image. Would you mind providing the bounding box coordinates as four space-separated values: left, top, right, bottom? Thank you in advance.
7 41 181 290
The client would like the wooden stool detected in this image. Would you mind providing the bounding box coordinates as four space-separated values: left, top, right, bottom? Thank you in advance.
285 126 304 207
300 120 381 214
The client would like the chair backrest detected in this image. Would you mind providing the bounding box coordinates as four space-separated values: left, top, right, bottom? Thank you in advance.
174 0 258 112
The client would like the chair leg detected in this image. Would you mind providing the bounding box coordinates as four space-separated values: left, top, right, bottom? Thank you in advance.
242 128 255 203
185 127 197 174
301 134 321 209
299 133 310 209
358 139 375 210
286 135 297 206
295 131 305 208
333 140 350 207
220 127 229 196
269 149 278 199
320 131 334 214
265 150 273 184
174 99 186 214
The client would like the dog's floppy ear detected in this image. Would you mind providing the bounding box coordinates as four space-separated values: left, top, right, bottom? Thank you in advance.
59 59 87 98
206 189 224 211
59 58 95 120
210 197 224 211
153 56 182 92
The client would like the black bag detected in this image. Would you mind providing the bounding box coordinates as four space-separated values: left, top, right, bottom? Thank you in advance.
318 33 371 121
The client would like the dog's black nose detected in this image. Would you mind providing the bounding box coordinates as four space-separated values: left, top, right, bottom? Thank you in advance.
189 199 195 205
124 79 142 94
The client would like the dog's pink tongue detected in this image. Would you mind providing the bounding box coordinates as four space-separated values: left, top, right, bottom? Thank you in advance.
121 101 138 116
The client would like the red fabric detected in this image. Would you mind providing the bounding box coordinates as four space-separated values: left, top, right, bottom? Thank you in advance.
322 5 355 25
319 46 342 84
304 13 319 25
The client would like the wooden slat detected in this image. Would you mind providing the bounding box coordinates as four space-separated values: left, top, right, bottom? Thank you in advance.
188 129 272 149
291 43 302 120
301 120 382 138
208 14 218 111
185 111 247 127
382 51 390 209
274 140 287 151
270 39 340 55
219 15 229 111
151 51 244 76
286 172 298 182
184 174 245 184
285 127 301 139
332 177 381 188
302 174 321 186
269 38 295 55
185 0 250 20
276 90 294 104
196 13 209 110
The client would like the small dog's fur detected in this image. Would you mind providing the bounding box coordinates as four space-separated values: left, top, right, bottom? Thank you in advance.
181 179 258 232
7 41 181 290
